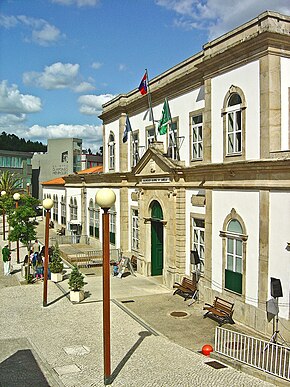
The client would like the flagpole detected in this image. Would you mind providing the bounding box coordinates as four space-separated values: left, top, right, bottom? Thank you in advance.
166 98 180 161
145 69 157 141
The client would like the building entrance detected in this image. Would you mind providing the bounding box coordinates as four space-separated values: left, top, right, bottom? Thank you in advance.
151 201 163 276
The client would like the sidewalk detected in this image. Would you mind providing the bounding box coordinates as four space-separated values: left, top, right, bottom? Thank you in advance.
0 219 276 386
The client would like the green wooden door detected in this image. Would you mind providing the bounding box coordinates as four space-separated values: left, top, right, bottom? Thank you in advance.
151 201 163 276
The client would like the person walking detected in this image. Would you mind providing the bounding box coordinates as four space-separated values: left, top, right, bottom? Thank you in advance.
32 239 40 254
2 244 11 276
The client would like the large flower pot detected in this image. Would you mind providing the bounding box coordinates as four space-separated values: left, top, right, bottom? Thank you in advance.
50 272 63 283
70 289 85 303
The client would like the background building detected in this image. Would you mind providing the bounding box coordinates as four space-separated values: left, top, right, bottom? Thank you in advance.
0 149 33 192
32 138 82 199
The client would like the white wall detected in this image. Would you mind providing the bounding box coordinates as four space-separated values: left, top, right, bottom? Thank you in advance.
185 189 206 275
281 57 290 150
42 186 65 224
212 190 260 307
211 61 260 163
269 191 290 319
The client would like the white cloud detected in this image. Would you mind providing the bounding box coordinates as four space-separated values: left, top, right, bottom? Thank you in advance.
0 14 64 46
23 62 95 92
0 80 42 114
91 62 102 70
118 64 127 71
78 94 115 116
156 0 290 39
51 0 100 7
26 123 103 151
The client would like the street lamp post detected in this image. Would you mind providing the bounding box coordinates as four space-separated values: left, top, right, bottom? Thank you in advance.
26 183 30 196
42 198 53 307
13 193 21 264
95 188 116 386
1 190 6 240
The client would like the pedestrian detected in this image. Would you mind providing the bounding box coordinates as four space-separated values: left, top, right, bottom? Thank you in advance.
32 239 40 254
35 254 44 280
2 244 11 276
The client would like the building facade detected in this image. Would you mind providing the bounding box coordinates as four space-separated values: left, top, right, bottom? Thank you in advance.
43 11 290 340
0 149 33 191
32 138 82 199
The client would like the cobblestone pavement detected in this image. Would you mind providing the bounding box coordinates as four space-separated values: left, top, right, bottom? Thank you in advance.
0 220 277 386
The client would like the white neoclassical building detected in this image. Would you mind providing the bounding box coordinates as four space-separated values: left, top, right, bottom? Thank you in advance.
43 11 290 340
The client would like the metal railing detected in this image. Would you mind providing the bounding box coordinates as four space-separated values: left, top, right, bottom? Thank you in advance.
51 235 89 245
215 327 290 382
67 248 121 268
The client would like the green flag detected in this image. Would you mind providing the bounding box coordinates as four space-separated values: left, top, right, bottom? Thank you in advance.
158 98 171 135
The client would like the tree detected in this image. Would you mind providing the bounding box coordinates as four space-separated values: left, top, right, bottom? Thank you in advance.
8 194 40 251
49 242 64 273
0 171 22 196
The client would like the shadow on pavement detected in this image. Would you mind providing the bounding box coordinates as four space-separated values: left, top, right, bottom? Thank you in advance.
0 349 50 387
109 331 152 384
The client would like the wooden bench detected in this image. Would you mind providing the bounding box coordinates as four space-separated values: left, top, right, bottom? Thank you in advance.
173 277 197 302
203 296 235 326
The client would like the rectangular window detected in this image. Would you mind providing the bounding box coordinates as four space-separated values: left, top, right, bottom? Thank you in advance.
132 209 139 251
192 218 205 273
131 132 139 167
168 122 178 160
94 208 100 239
192 114 203 159
147 127 155 147
109 211 116 244
89 208 94 237
227 110 241 154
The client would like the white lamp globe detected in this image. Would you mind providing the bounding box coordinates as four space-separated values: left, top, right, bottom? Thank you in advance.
95 188 116 209
43 198 54 210
13 193 21 201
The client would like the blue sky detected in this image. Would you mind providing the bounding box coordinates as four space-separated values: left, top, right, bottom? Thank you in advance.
0 0 289 153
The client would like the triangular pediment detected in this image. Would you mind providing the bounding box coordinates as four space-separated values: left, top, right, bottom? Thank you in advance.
133 142 182 177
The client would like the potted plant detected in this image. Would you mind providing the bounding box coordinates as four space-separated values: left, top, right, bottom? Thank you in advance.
68 265 85 302
49 242 64 283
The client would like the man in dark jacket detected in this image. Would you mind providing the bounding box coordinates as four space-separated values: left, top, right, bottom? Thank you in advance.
2 245 11 276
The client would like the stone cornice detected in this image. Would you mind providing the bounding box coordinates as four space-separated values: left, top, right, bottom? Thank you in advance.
100 11 290 124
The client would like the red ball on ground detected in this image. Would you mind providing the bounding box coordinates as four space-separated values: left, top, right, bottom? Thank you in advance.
202 344 213 356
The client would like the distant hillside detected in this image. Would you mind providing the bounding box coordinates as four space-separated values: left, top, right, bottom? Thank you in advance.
0 132 47 152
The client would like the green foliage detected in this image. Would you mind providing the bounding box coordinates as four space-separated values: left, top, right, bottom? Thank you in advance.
8 194 40 249
68 265 85 291
49 242 64 273
26 273 34 284
0 131 47 152
0 171 22 196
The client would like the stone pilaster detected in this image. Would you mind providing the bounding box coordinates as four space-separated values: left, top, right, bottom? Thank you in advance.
119 113 128 172
203 78 212 163
119 185 129 253
260 55 281 157
204 189 212 285
175 187 186 275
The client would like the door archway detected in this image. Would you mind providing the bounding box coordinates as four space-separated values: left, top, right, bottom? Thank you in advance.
151 201 164 276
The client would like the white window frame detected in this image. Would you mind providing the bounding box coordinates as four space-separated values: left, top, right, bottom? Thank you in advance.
192 217 205 273
192 114 203 160
132 208 139 251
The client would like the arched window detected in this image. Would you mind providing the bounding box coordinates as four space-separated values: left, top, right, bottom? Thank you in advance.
69 197 78 221
109 204 116 244
53 194 58 222
226 93 242 154
88 199 94 237
220 210 247 295
61 195 66 225
108 133 115 170
94 203 100 238
222 86 246 161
